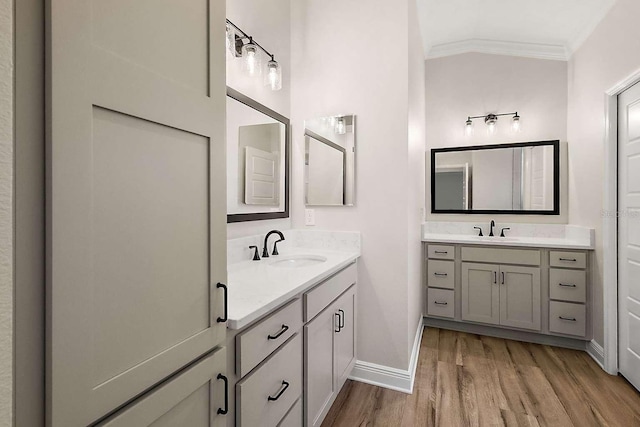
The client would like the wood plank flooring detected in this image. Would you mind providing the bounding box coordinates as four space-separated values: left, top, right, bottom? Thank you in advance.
321 328 640 426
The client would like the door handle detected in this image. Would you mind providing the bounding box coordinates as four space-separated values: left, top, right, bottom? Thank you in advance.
216 283 228 323
434 301 448 306
559 283 577 288
559 257 577 262
501 272 505 285
335 312 342 333
559 316 577 322
338 309 345 329
216 374 229 415
434 250 448 254
268 324 289 340
494 271 497 284
267 380 290 401
434 272 448 277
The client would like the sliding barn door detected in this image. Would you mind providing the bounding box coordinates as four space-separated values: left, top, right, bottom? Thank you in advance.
47 1 227 425
618 82 640 392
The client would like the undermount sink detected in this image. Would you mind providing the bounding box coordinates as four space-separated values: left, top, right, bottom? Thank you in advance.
269 255 328 268
472 236 519 242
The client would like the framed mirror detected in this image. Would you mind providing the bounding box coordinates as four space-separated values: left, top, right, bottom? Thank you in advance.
431 140 560 215
304 115 356 206
227 88 289 222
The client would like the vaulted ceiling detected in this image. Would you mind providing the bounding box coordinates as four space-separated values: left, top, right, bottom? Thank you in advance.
416 0 617 61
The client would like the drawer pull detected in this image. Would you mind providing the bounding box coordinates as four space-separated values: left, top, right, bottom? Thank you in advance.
559 258 577 262
216 283 228 323
434 301 448 306
216 374 229 415
434 250 448 254
267 380 290 402
434 272 448 277
267 324 289 340
559 316 577 322
559 283 577 288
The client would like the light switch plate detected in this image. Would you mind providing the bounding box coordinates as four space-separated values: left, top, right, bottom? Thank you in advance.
305 209 315 226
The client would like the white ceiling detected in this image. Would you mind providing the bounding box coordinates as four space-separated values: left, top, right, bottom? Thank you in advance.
417 0 617 61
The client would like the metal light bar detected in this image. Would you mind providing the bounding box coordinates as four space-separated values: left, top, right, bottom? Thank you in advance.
226 18 276 60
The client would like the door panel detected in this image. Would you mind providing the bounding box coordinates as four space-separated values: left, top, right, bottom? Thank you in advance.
47 1 227 425
619 82 640 391
334 287 356 390
97 348 227 427
462 263 500 325
304 306 335 427
499 266 541 331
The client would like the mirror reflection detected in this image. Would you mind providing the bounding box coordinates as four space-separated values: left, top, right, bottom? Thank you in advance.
227 89 289 222
304 115 356 206
432 141 559 214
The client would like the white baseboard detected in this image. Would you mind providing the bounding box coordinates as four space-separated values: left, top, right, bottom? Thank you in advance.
349 318 424 394
587 339 605 370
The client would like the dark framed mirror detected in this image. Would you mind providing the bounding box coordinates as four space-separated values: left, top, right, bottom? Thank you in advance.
431 140 560 215
227 88 290 223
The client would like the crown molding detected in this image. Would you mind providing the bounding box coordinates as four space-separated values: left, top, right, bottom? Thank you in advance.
426 39 569 61
567 0 616 57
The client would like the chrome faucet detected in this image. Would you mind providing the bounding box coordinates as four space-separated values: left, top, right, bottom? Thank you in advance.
489 220 496 237
262 230 285 258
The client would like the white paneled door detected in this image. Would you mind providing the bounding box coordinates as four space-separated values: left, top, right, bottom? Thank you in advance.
47 1 227 425
618 82 640 391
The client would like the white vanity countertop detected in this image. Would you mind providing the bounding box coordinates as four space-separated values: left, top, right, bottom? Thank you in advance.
422 233 594 250
422 222 595 250
226 247 360 330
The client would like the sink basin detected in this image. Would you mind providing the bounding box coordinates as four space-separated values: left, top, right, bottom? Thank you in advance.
269 255 328 268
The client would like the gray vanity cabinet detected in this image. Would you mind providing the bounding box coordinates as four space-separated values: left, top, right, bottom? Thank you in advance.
499 266 541 331
461 263 500 325
334 287 357 391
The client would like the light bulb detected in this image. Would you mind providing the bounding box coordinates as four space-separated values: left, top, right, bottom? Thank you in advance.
512 113 521 133
242 41 262 76
336 117 346 135
264 59 282 91
485 114 498 135
465 118 474 136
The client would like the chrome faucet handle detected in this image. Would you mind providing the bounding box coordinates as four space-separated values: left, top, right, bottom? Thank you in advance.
249 245 260 261
473 227 484 237
500 228 511 238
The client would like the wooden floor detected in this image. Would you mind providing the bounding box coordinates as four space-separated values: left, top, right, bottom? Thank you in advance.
322 328 640 426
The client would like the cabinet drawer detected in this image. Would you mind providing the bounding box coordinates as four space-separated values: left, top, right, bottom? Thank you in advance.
427 260 455 289
549 301 586 337
462 246 540 266
237 299 303 377
237 334 303 427
550 269 587 303
427 245 454 260
96 347 227 427
427 289 455 318
305 263 356 322
278 399 302 427
550 251 587 269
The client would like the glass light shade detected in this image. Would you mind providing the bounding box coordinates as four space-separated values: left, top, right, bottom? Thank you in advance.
512 114 522 133
242 41 262 76
265 59 282 91
485 114 498 135
465 118 474 136
336 117 346 135
225 24 235 59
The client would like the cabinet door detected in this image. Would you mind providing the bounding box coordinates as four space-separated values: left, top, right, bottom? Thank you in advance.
462 263 500 325
47 1 227 425
97 347 228 427
304 306 337 427
334 286 357 391
499 266 541 331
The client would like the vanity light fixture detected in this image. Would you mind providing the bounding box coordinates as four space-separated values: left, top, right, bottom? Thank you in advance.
465 112 521 136
226 19 282 91
335 116 346 135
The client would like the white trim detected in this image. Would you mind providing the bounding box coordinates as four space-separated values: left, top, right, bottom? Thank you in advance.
427 39 568 61
349 318 424 394
603 67 640 376
587 340 606 370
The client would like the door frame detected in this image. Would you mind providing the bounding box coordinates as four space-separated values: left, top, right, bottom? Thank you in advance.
603 67 640 375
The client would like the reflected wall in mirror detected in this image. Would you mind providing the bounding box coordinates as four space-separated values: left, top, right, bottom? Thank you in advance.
304 115 356 206
227 88 289 222
431 140 559 215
